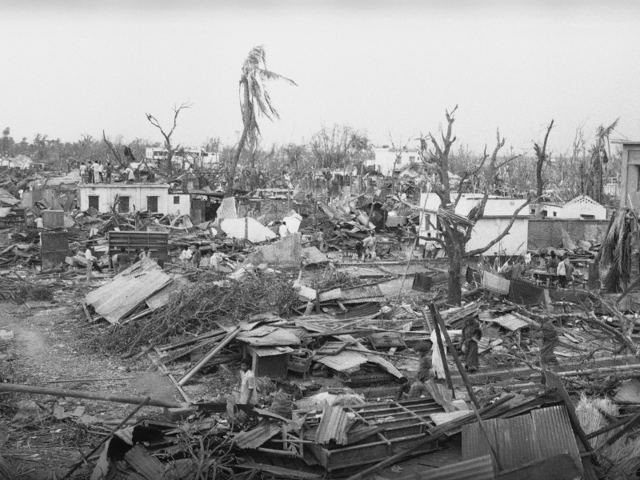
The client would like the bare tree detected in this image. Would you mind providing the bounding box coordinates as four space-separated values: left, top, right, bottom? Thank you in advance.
419 107 531 305
533 119 554 201
145 103 191 176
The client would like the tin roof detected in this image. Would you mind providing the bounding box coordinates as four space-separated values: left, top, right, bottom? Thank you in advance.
462 405 582 474
394 455 495 480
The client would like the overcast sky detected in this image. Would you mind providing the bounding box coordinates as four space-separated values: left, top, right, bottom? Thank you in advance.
2 0 640 155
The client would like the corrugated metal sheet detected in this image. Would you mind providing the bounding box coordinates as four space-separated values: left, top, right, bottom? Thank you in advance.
85 261 172 324
315 350 368 372
463 406 582 475
497 414 539 470
234 419 281 449
487 313 529 331
530 405 582 473
394 455 495 480
315 405 349 445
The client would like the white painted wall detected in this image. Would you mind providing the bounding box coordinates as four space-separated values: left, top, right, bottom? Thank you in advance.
465 217 529 256
557 195 607 220
369 148 420 175
456 195 529 217
78 184 190 215
418 192 529 254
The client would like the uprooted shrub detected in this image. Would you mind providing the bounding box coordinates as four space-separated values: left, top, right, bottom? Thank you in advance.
96 270 299 355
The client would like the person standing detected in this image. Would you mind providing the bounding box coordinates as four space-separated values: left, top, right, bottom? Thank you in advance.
239 360 259 405
85 244 102 282
546 251 559 274
125 165 135 184
79 162 87 184
278 222 289 238
87 162 94 183
557 254 567 288
91 161 100 183
139 247 151 261
363 231 378 262
190 245 202 268
105 162 112 184
462 317 482 373
179 246 192 265
355 240 364 262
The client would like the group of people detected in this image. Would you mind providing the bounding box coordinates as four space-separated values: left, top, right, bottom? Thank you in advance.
542 250 574 287
79 161 113 184
355 231 378 262
79 161 138 184
178 245 226 271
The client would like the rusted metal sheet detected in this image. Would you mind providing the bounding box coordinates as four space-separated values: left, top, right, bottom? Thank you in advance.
463 406 582 475
315 405 349 445
234 419 281 449
394 455 495 480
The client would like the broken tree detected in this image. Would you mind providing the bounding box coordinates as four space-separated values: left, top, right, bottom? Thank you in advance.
419 106 531 305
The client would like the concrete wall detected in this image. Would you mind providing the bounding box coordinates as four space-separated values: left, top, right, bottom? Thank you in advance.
622 146 640 211
465 217 529 256
78 184 190 215
528 219 609 250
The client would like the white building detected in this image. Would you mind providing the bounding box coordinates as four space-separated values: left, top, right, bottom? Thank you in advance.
145 147 219 168
367 148 421 176
419 193 530 255
77 184 191 215
530 195 607 220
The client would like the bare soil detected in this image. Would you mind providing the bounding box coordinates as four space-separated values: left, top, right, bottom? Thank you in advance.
0 302 176 479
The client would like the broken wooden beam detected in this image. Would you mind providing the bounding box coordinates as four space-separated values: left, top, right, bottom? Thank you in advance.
178 326 241 386
0 383 181 408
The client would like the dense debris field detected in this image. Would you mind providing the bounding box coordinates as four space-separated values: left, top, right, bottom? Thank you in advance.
1 150 640 480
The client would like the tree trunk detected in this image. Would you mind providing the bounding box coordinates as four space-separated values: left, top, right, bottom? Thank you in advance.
447 241 463 306
225 78 250 198
536 160 543 199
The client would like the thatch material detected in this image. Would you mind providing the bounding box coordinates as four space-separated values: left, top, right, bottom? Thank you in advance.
598 208 637 293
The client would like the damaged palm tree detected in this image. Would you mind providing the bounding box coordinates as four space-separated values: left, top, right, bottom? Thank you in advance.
419 106 532 305
586 118 619 204
226 45 297 197
597 207 638 293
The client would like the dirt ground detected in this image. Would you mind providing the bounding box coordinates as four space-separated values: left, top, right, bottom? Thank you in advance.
0 301 177 479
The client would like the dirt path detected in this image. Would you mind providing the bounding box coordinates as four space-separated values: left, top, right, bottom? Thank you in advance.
0 302 177 479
